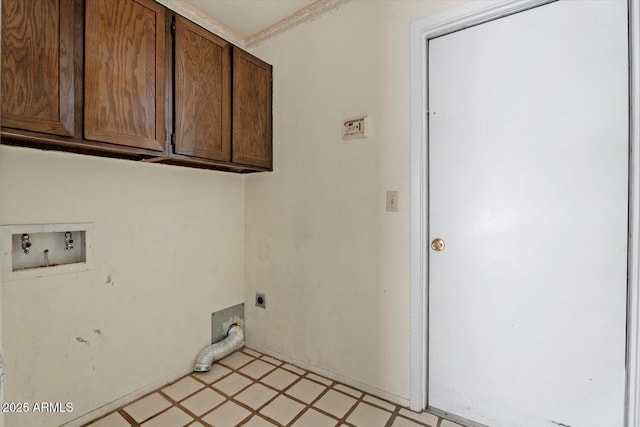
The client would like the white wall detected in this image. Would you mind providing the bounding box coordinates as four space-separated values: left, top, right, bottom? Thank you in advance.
0 1 471 423
244 0 465 405
0 145 245 426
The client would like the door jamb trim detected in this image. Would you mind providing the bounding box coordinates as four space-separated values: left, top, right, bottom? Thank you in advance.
626 1 640 426
408 3 640 426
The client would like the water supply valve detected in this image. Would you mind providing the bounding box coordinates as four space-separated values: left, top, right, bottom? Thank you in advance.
21 234 32 254
64 232 74 250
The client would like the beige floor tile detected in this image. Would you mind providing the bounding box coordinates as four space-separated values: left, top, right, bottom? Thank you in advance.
244 415 278 426
181 388 226 416
260 395 305 425
333 384 362 398
261 355 283 366
240 359 277 379
392 416 427 427
313 390 356 419
212 372 253 396
201 401 251 426
441 419 464 427
243 348 263 358
142 407 193 426
286 378 327 404
306 373 332 386
188 422 206 427
86 412 130 427
399 409 439 426
162 376 205 401
292 408 338 427
346 402 391 427
261 368 300 390
362 395 396 412
193 364 232 384
124 393 172 422
283 363 306 375
235 383 278 409
218 351 254 369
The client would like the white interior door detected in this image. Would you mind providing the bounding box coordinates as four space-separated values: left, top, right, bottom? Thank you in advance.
427 1 629 426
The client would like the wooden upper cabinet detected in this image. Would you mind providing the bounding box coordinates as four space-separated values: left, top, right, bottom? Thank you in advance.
1 0 75 136
84 0 165 151
232 48 273 170
174 17 231 162
1 1 273 172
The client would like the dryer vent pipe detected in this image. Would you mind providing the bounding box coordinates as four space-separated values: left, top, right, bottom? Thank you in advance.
194 324 244 372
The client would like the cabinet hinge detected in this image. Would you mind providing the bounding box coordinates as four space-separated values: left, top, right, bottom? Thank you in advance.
171 21 176 35
171 133 176 147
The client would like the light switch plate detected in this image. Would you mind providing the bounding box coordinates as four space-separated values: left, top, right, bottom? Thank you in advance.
386 191 399 212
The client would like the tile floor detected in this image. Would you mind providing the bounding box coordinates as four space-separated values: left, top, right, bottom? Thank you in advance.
85 347 461 427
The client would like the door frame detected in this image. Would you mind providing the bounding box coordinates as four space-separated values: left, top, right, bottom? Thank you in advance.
408 1 640 425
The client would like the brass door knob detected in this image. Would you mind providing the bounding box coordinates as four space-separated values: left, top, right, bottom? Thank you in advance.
431 238 445 252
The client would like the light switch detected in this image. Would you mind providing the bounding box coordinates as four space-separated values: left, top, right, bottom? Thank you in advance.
386 191 399 212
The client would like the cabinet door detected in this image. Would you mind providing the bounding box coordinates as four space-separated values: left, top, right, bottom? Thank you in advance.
174 17 231 161
84 0 165 151
232 48 272 169
1 0 74 136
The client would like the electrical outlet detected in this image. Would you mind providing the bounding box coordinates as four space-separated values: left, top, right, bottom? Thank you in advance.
386 191 399 212
255 293 266 309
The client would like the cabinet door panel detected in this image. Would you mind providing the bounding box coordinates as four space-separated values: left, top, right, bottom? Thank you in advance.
174 17 231 161
84 0 165 151
1 0 74 136
232 48 272 169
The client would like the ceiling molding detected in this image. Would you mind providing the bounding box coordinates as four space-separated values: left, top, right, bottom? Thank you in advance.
156 0 245 46
244 0 352 47
158 0 352 49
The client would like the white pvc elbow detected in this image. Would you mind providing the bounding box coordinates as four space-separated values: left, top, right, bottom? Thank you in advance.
193 324 244 372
